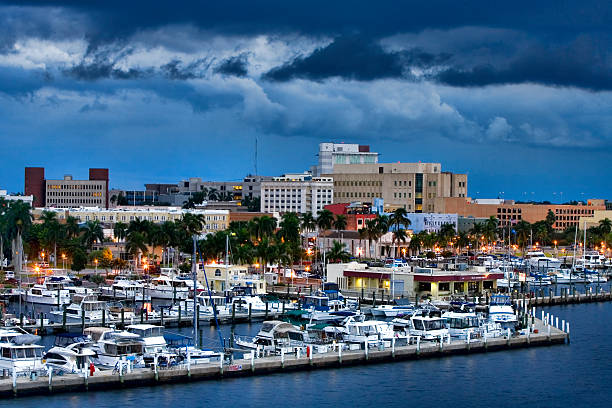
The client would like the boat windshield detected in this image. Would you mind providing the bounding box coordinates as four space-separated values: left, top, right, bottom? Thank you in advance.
448 317 479 329
130 327 163 338
3 347 43 359
424 320 445 330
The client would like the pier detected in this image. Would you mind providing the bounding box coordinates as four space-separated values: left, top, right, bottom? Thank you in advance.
0 317 568 398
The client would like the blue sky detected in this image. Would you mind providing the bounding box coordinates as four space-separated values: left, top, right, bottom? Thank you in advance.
0 1 611 201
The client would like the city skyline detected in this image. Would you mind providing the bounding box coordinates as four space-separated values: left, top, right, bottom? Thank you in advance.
0 1 611 201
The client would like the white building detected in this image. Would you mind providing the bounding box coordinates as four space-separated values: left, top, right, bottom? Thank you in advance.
403 213 458 233
260 173 333 216
312 143 378 176
0 190 33 205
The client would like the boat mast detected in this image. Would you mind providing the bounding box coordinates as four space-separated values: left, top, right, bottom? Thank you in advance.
192 235 198 349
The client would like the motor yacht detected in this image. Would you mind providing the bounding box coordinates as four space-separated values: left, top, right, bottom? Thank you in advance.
100 276 151 301
525 251 561 271
163 332 222 365
49 294 110 324
409 314 449 341
42 333 95 374
488 295 517 331
234 320 305 355
148 275 189 300
370 298 414 318
84 327 145 369
0 329 45 375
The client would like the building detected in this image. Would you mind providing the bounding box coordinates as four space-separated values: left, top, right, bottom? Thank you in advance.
435 197 606 231
327 262 502 300
579 210 612 230
0 190 34 206
403 213 458 233
324 202 377 231
25 167 110 208
330 162 467 213
32 206 229 234
197 264 266 293
260 173 334 216
312 143 379 176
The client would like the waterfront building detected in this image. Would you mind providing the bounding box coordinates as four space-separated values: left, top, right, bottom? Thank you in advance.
25 167 110 209
260 173 333 216
327 262 502 300
197 264 266 293
435 197 606 230
330 162 467 213
311 142 379 176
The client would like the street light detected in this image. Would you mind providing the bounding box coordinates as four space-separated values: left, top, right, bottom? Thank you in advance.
61 253 66 271
94 258 98 274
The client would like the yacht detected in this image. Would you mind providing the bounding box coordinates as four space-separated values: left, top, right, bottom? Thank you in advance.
84 327 145 369
583 251 605 269
163 332 222 365
100 277 150 301
370 298 414 318
125 324 174 366
488 295 518 331
340 316 396 346
49 294 110 324
525 251 561 271
442 311 481 339
0 329 45 375
409 314 449 341
22 276 74 306
42 333 96 374
234 320 305 355
551 269 588 284
148 275 189 300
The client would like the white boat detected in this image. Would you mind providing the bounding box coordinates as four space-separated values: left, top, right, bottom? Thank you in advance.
163 332 222 365
551 269 588 284
234 320 305 355
100 277 151 301
340 316 395 346
525 251 561 270
0 329 45 375
42 333 96 374
409 315 449 341
488 295 517 331
49 294 110 324
147 275 189 300
583 251 606 269
442 311 481 339
84 327 145 369
370 299 414 318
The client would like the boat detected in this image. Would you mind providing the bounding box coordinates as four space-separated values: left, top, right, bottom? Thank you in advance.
525 251 561 271
550 269 588 284
147 275 189 300
125 324 177 366
84 327 145 369
340 315 396 346
234 320 305 355
488 295 517 331
100 276 151 301
0 329 45 375
163 332 222 365
42 333 96 374
441 311 481 339
49 294 110 324
370 298 414 318
409 314 449 341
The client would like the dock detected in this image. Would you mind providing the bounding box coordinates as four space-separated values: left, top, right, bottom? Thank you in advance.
0 317 568 398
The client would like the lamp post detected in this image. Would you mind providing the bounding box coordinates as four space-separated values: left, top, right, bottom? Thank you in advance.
61 253 66 271
94 258 98 275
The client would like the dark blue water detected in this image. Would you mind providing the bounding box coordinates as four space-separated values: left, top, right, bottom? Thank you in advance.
3 302 611 407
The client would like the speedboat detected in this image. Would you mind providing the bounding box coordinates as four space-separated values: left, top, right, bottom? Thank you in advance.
42 333 96 374
340 315 396 346
442 311 481 339
163 332 222 365
0 329 45 375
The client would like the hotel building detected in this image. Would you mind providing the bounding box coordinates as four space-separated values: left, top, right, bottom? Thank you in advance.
260 173 334 216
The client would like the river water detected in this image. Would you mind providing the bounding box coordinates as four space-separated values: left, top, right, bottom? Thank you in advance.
2 301 611 407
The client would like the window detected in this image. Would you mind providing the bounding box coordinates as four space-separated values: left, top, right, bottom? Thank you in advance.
215 269 222 277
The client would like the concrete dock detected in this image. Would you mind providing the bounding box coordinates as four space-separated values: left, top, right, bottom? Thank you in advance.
0 317 568 398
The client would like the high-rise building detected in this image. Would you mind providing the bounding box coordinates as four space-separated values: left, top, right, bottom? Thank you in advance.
312 143 379 176
260 173 334 215
330 162 467 213
25 167 110 208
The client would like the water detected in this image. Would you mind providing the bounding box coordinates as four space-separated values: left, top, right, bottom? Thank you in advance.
3 302 611 407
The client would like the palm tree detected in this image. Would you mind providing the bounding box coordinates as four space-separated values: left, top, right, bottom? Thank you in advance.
41 211 63 267
249 216 277 240
484 216 498 244
316 210 335 233
390 208 410 232
392 228 408 257
334 214 347 232
81 220 104 250
125 231 148 269
0 197 7 271
64 215 80 239
300 213 316 234
514 220 531 252
277 212 300 244
6 200 33 275
363 219 379 258
599 218 612 235
113 222 128 242
207 188 219 201
326 240 351 263
180 213 206 235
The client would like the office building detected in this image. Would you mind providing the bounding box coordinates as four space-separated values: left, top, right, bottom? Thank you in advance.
435 197 606 231
330 162 467 213
260 172 333 215
25 167 109 208
0 190 33 206
312 143 378 176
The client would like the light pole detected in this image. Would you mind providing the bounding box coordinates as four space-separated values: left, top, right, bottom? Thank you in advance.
94 258 98 275
62 253 66 271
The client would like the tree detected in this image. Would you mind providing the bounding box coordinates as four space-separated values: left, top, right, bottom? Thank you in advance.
316 210 334 232
392 228 408 256
113 222 128 241
390 208 410 232
41 210 63 267
300 213 316 234
277 212 300 244
71 248 87 271
81 220 104 250
599 218 612 235
64 216 80 239
125 231 148 268
483 216 498 244
334 214 347 232
249 216 277 240
514 220 531 252
207 188 219 201
5 200 32 275
326 240 351 263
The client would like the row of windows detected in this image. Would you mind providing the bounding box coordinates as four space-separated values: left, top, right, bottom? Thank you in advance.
335 191 379 199
47 184 104 190
427 181 437 187
498 208 523 214
47 191 102 197
457 181 467 187
48 198 102 204
394 180 412 187
335 180 383 187
555 208 593 215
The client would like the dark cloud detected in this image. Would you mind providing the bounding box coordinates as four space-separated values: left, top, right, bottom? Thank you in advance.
214 54 248 77
264 36 404 81
160 58 213 80
65 62 144 80
436 37 612 90
79 99 108 113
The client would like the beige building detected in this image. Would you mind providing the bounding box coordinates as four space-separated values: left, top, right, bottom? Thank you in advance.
260 173 334 215
329 162 467 213
33 206 230 234
579 210 612 230
197 264 266 293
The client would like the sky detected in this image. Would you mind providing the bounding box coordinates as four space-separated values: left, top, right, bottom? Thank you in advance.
0 1 611 202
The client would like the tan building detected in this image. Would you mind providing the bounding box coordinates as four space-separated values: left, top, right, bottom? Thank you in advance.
329 162 467 213
579 210 612 230
197 264 266 293
26 167 109 208
435 197 606 231
33 206 230 234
